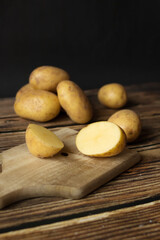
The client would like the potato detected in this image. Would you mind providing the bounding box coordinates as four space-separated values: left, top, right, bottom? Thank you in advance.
57 80 93 124
76 121 126 157
15 84 34 100
14 89 60 122
29 66 70 92
108 109 141 143
98 83 127 109
26 124 64 158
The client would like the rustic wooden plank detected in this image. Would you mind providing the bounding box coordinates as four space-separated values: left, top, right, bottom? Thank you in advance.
0 148 159 231
0 98 15 117
0 83 159 238
1 113 160 153
0 82 159 117
0 101 160 133
0 126 81 152
0 128 141 209
0 83 160 133
0 199 160 239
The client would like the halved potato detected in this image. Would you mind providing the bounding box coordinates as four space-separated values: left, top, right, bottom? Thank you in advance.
26 124 64 158
76 121 126 157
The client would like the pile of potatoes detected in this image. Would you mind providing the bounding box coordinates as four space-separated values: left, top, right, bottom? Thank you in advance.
14 66 93 123
97 83 141 143
14 65 141 158
75 83 141 158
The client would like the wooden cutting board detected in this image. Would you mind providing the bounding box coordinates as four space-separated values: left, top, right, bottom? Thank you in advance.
0 128 141 209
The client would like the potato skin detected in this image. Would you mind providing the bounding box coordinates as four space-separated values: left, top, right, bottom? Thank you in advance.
108 109 141 142
98 83 127 109
14 89 60 122
29 66 70 92
57 80 93 124
15 84 35 100
25 124 64 158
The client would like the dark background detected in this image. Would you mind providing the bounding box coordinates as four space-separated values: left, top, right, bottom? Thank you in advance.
0 0 160 97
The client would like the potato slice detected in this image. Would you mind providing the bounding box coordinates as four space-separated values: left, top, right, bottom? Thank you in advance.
26 124 64 158
76 121 126 157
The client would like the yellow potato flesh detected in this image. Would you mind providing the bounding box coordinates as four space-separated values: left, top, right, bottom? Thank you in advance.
76 121 126 157
26 124 64 158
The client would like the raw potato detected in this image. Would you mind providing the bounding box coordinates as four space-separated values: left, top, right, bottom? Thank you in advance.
29 66 70 92
15 84 34 100
76 121 126 157
26 124 64 158
98 83 127 109
14 89 60 122
108 109 141 143
57 80 93 124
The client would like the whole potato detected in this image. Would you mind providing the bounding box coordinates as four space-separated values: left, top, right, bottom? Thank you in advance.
108 109 141 142
29 66 70 92
98 83 127 109
15 84 34 100
57 80 93 124
14 89 60 122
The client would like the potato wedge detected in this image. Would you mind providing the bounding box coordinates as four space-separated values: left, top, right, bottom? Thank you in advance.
26 124 64 158
76 121 126 157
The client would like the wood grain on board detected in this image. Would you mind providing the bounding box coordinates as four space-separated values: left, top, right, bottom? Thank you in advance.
0 82 160 239
1 200 160 240
0 128 140 209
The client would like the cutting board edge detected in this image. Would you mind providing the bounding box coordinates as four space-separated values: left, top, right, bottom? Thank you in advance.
69 151 141 199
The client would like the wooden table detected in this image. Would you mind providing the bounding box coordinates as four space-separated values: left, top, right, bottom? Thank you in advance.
0 82 160 239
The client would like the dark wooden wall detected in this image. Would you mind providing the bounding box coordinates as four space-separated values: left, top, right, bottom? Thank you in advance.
1 0 160 97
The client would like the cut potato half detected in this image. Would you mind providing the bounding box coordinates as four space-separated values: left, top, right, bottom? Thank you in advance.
76 121 126 157
26 124 64 158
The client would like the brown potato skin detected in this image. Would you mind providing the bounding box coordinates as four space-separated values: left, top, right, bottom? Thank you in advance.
29 66 70 92
15 84 35 100
98 83 127 109
108 109 141 142
57 80 93 124
25 124 64 158
14 89 61 122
